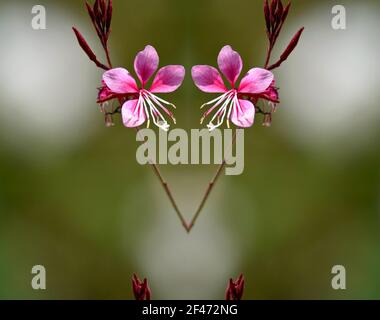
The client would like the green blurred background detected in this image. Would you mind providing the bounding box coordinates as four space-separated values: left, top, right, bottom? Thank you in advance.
0 0 379 299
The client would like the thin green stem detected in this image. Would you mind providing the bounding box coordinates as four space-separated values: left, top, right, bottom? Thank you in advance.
187 131 237 232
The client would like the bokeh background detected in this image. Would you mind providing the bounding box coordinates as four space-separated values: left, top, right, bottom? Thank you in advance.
0 0 379 299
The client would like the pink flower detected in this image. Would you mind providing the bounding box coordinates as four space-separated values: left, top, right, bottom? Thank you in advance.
192 45 277 130
101 45 185 131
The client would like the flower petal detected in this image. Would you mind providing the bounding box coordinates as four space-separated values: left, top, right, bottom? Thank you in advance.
238 68 274 94
217 45 243 86
134 45 159 86
191 65 227 93
150 65 185 93
97 80 115 102
262 82 279 102
231 99 255 128
103 68 138 94
122 99 146 127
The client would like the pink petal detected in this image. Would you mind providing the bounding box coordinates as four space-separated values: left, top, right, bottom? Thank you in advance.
97 81 114 102
191 65 227 93
238 68 274 94
134 45 159 86
231 99 255 128
103 68 138 94
121 99 146 128
150 65 185 93
217 45 243 86
262 82 279 102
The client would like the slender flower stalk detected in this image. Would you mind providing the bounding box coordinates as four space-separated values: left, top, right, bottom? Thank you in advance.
136 126 188 231
188 0 303 232
73 0 188 231
187 130 237 232
73 0 304 233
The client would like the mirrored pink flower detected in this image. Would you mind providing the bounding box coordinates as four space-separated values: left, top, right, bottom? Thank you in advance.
192 45 277 130
100 45 185 131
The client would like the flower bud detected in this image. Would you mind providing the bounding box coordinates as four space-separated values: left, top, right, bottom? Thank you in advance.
132 274 151 300
225 274 244 300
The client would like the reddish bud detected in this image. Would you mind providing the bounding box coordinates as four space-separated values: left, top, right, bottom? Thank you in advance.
93 0 104 33
225 274 244 301
277 0 283 21
86 1 103 41
132 274 151 301
280 27 304 61
269 0 277 26
72 27 109 70
268 27 304 70
85 2 95 23
100 0 106 17
94 0 100 18
106 0 113 34
86 0 113 47
281 2 291 24
264 0 271 33
270 0 278 13
270 0 278 21
72 27 96 61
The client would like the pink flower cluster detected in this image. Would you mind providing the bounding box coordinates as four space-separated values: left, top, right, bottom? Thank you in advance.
98 45 277 131
73 0 303 131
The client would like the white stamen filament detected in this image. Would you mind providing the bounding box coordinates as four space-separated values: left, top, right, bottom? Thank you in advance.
126 90 176 131
206 90 237 131
123 95 144 127
145 91 176 122
200 91 230 109
234 95 243 115
143 93 170 131
226 97 235 129
142 98 151 128
207 95 232 130
146 91 176 109
201 91 235 123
